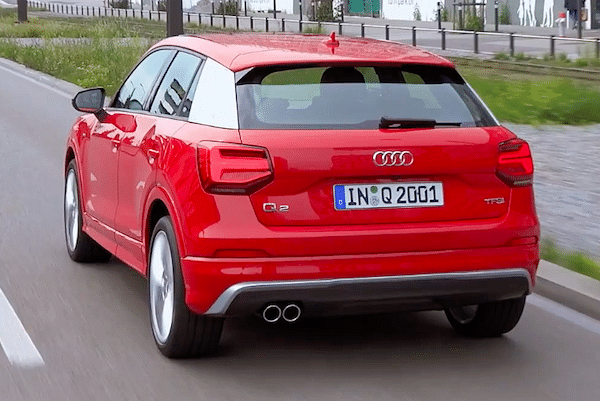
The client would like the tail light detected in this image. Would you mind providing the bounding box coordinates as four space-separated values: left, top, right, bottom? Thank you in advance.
496 138 533 187
198 141 273 194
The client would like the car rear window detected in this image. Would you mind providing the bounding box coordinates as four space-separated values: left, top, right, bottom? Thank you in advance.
235 65 497 129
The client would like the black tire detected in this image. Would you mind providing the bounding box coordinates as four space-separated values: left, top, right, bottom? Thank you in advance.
64 160 112 263
148 216 223 358
445 296 527 337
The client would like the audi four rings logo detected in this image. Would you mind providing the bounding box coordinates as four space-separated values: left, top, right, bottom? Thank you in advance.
372 151 414 167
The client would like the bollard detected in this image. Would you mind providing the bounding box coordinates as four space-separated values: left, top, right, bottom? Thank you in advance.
299 19 302 32
282 18 285 32
361 23 365 37
550 35 555 58
412 26 416 46
210 14 213 26
596 39 600 58
339 22 342 35
236 15 240 30
223 13 226 28
494 0 499 32
250 16 253 31
441 28 446 50
474 32 478 54
556 12 566 37
266 17 269 32
385 24 389 40
509 33 514 57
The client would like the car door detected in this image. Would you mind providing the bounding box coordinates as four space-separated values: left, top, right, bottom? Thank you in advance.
81 49 173 253
113 50 203 271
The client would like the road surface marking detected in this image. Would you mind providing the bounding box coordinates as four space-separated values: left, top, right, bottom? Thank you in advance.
0 286 44 368
529 294 600 336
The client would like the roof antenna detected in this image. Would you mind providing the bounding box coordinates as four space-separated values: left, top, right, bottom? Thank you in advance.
325 31 340 54
326 31 340 47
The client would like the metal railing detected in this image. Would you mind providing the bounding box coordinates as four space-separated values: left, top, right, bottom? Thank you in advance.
27 1 600 59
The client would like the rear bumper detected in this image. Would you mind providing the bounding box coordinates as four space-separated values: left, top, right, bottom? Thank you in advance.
181 244 539 316
204 268 532 317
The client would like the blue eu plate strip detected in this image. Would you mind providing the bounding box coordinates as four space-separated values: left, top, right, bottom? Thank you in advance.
334 185 346 210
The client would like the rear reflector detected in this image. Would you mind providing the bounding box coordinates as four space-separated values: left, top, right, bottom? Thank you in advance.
496 138 533 187
198 141 273 194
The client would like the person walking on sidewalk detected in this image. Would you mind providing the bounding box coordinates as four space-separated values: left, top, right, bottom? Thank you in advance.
565 0 585 29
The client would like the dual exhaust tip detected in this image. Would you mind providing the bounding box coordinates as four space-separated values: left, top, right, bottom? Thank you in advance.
262 303 302 323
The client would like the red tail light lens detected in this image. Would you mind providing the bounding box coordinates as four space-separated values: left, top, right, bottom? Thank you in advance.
198 141 273 194
496 138 533 187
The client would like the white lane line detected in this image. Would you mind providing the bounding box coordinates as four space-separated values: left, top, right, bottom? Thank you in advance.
0 286 44 368
528 294 600 336
0 61 73 100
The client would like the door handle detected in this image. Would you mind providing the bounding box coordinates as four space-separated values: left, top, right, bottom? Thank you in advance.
147 149 160 158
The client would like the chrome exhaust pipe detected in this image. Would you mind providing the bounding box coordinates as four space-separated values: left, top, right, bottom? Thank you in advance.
262 304 282 323
282 303 301 323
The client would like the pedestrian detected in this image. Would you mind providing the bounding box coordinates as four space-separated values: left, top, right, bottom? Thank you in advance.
565 0 577 29
564 0 585 29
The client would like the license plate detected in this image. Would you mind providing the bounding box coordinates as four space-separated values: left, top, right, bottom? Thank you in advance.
334 182 444 210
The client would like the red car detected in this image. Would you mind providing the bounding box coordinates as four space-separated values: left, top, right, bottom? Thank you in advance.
64 32 539 358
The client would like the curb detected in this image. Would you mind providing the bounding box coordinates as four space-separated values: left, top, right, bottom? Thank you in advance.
0 56 83 97
535 260 600 321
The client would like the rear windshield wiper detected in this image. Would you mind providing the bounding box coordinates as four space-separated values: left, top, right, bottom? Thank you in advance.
379 117 462 129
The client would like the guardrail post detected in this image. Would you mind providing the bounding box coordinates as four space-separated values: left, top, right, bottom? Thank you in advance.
265 17 269 32
361 23 365 37
412 26 417 46
550 35 555 58
250 16 253 31
509 33 514 57
474 31 478 54
441 28 446 50
385 24 389 40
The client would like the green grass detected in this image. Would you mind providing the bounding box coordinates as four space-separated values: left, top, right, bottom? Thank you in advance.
541 239 600 281
0 10 232 95
461 68 600 125
0 37 148 94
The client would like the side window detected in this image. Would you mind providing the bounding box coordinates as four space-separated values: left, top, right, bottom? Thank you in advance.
113 49 172 110
188 58 238 129
150 51 202 117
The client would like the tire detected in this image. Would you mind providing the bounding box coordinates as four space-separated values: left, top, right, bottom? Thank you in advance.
64 160 112 263
148 216 223 358
445 296 527 337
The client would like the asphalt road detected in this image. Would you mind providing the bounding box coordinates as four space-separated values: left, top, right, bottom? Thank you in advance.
1 58 600 401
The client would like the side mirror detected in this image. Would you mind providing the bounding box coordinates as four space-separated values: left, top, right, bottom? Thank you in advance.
72 88 106 114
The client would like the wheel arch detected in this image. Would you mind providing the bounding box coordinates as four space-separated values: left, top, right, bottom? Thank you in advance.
144 187 187 277
65 146 76 174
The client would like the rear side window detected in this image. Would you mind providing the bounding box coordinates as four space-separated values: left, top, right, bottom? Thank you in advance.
113 49 172 110
150 51 203 117
236 65 497 129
